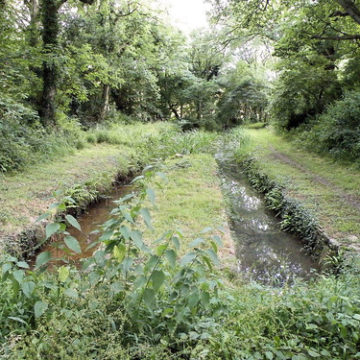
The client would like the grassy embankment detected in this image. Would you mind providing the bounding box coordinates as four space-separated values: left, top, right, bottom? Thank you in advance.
238 127 360 250
0 122 176 254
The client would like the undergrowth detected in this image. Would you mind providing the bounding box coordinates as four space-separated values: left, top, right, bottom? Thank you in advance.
1 125 360 359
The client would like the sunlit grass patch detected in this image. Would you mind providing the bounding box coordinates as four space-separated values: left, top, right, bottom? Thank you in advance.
144 153 234 263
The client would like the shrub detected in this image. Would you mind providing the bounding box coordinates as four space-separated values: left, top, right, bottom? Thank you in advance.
300 91 360 161
0 101 87 173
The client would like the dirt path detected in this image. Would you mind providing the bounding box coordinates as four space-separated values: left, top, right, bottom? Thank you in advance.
269 147 360 212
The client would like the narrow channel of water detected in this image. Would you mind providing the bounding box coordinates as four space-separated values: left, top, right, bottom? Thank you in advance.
216 151 319 285
41 185 134 266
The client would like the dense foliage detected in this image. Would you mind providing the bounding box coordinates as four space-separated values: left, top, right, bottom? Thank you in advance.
0 0 272 172
211 0 360 162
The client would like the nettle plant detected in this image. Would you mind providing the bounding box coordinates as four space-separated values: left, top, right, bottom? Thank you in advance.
0 166 225 348
78 168 225 344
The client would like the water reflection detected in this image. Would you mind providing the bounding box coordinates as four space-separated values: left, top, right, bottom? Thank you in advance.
217 153 319 285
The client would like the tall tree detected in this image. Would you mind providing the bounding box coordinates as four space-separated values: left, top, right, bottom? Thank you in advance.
39 0 94 127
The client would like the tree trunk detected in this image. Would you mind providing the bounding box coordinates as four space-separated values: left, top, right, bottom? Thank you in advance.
99 84 110 122
39 0 60 127
26 0 40 47
196 101 202 122
337 0 360 25
169 103 180 120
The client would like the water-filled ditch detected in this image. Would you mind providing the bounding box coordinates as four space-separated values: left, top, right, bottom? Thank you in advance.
216 151 319 285
38 153 319 284
40 185 134 266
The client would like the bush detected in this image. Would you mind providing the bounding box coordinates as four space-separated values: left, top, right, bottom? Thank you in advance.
299 91 360 161
0 102 87 173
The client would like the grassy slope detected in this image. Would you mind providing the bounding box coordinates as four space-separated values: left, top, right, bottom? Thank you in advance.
242 127 360 247
0 144 135 237
145 153 235 265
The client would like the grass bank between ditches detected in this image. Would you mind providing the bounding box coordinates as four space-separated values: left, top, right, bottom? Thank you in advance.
234 127 360 254
144 153 235 265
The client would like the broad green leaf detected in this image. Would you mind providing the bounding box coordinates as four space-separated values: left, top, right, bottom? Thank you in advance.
122 257 133 273
35 251 51 268
143 164 155 172
113 244 126 262
46 223 60 239
188 292 200 308
120 208 134 224
156 244 168 256
5 255 17 263
210 240 218 254
115 193 135 203
172 236 180 250
189 238 204 248
180 252 197 266
21 281 36 298
13 270 25 284
140 208 152 229
212 235 223 247
16 261 29 269
64 236 81 254
64 288 78 299
205 249 220 265
130 230 147 251
131 175 144 184
36 212 50 223
165 249 177 268
133 275 147 289
307 349 320 358
58 266 70 282
2 263 12 275
143 288 156 308
145 255 159 272
146 188 156 205
120 226 131 240
200 227 212 234
99 230 113 242
110 282 124 295
151 270 165 292
34 301 48 318
200 291 210 305
65 215 81 231
201 255 213 271
49 202 60 210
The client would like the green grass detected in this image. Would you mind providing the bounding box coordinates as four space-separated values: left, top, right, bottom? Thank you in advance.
238 127 360 244
145 153 235 263
86 122 178 147
0 144 136 239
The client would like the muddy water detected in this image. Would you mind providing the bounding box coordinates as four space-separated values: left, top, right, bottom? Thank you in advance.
216 152 319 285
42 185 134 266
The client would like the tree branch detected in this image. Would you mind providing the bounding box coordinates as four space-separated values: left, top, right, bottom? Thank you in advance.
336 0 360 25
312 34 360 40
